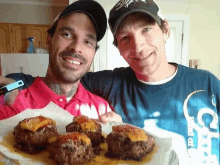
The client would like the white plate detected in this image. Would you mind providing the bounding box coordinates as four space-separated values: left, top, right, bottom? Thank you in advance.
0 102 179 165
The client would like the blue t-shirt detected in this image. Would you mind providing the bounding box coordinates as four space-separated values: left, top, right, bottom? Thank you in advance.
81 64 220 164
6 64 220 165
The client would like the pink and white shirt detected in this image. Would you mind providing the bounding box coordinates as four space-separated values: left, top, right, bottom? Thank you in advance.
0 77 112 120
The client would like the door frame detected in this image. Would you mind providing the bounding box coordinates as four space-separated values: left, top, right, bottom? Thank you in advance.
164 15 190 67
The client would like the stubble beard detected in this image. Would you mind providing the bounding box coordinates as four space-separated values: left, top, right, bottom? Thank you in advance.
143 53 164 77
48 50 91 84
49 58 84 84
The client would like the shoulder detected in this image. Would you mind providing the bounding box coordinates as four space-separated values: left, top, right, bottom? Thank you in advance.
179 65 218 79
81 67 134 89
112 67 134 75
84 67 133 78
78 83 108 104
178 65 220 87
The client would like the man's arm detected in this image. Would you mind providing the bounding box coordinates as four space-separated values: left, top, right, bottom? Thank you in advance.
3 72 123 123
81 70 117 100
0 73 34 105
5 73 34 90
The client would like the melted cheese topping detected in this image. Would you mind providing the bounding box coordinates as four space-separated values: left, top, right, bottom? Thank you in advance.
20 116 56 132
112 125 148 142
74 116 98 132
59 132 91 145
48 136 58 144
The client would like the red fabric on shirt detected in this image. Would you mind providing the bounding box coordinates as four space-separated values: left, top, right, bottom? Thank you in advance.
0 77 111 120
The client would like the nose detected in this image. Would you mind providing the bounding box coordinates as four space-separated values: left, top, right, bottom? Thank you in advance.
68 40 82 54
133 35 144 56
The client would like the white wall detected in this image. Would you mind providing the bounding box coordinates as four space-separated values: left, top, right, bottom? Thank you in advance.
1 53 49 77
0 2 66 24
157 0 220 78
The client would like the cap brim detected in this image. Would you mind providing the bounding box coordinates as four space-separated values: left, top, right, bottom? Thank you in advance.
112 9 161 35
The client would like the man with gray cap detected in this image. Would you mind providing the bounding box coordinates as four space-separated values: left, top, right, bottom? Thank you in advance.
0 0 122 123
2 0 220 164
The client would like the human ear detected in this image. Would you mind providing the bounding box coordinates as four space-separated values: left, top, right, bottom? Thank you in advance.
46 34 51 51
162 20 170 42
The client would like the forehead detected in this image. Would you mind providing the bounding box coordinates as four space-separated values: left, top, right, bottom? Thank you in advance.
116 13 156 33
56 12 97 36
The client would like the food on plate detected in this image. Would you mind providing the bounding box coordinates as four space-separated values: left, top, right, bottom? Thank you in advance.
105 124 155 161
13 115 59 154
65 116 105 155
47 132 95 165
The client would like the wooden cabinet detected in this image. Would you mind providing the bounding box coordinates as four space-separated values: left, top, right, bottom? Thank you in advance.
0 24 12 53
0 23 50 53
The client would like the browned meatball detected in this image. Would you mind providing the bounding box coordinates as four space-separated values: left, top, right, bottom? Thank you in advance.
66 116 105 155
13 116 59 154
105 125 155 161
47 132 95 165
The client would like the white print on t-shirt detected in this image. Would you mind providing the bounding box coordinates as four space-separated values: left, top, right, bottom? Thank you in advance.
76 103 112 119
183 90 219 165
143 119 188 165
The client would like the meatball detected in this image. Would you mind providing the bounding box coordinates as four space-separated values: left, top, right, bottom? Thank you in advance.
66 116 105 155
105 125 155 161
13 116 59 154
47 132 95 165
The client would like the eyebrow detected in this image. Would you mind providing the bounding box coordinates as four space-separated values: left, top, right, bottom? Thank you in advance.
58 26 97 42
139 22 155 28
58 26 74 33
86 34 96 42
116 22 156 36
115 32 126 38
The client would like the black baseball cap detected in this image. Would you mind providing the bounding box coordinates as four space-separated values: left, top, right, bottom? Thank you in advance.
54 0 107 42
109 0 164 35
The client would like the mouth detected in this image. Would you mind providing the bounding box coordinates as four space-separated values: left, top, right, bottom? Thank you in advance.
63 58 81 65
145 52 153 59
61 56 84 69
133 52 154 61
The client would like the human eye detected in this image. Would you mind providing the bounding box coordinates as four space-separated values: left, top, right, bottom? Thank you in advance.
118 35 130 44
86 40 92 45
85 40 95 48
142 27 152 33
62 32 72 39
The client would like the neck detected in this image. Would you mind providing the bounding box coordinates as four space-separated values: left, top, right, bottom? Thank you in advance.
43 73 80 98
136 62 177 82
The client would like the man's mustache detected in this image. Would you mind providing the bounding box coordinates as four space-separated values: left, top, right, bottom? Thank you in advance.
59 51 87 63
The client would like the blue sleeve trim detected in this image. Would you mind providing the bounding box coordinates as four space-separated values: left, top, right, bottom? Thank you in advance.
5 73 34 90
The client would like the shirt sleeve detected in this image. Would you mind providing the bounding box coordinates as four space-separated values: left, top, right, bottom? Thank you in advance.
0 91 33 120
5 73 34 90
80 70 116 100
0 96 18 120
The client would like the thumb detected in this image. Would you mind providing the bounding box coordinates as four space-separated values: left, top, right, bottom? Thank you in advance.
4 89 19 106
98 103 106 116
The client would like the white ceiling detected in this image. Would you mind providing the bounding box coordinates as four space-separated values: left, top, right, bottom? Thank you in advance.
0 0 68 6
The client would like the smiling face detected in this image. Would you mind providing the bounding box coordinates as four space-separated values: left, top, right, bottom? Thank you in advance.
47 12 97 84
116 13 169 81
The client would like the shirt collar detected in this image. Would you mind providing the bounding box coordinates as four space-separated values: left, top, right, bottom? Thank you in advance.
69 83 91 103
139 65 178 85
28 77 91 106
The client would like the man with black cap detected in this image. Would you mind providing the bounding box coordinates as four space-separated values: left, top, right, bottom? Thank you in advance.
0 0 122 123
1 0 220 164
87 1 219 164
